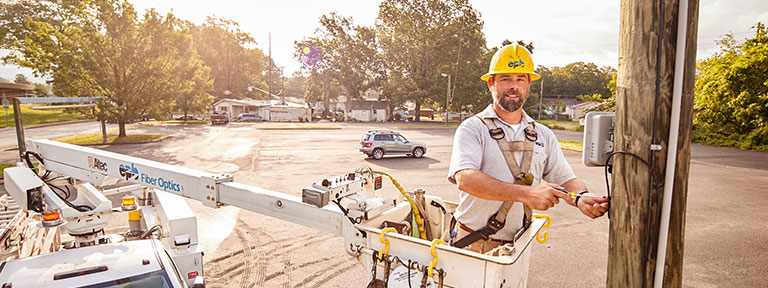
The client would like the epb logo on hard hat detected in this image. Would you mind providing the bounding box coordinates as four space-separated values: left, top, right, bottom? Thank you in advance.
508 60 525 68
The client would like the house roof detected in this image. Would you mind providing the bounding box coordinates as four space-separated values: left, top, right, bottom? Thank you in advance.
347 99 390 110
573 101 601 108
213 97 306 108
540 98 581 106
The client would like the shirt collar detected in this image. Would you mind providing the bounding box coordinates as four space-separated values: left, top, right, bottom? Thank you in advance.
478 104 536 128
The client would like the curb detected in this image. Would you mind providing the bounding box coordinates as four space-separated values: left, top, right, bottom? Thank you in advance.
0 119 95 132
1 135 168 152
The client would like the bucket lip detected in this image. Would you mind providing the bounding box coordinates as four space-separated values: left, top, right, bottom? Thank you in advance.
357 216 546 265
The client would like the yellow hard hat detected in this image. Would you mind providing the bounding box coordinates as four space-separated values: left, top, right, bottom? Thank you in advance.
481 43 541 82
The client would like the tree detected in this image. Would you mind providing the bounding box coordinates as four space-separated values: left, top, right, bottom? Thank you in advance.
2 0 212 136
190 17 267 100
284 73 306 98
34 83 52 97
695 22 768 148
377 0 486 120
13 74 30 84
501 39 534 52
538 62 615 98
295 12 382 117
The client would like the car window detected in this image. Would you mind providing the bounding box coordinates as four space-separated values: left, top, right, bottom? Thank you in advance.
394 135 405 142
383 134 394 141
374 135 384 141
361 134 370 142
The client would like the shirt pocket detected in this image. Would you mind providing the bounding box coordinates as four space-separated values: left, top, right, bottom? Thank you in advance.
531 144 547 180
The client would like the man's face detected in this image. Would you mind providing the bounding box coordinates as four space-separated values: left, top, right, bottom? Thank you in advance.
489 73 531 113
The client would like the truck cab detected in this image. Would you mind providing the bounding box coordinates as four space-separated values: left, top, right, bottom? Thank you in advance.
0 239 196 288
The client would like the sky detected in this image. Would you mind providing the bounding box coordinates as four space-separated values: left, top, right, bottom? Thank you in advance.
2 0 768 84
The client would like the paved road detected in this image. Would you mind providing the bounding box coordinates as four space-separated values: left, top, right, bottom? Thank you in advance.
554 129 768 171
1 121 767 287
0 120 117 150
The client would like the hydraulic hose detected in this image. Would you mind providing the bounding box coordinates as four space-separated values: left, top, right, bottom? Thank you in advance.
372 171 427 240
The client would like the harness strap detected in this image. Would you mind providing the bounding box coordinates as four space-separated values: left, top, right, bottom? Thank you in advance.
453 116 537 249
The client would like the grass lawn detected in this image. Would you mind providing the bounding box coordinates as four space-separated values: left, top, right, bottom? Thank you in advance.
258 126 340 130
53 133 164 145
538 119 584 132
559 140 584 151
0 163 15 178
0 104 90 128
142 120 207 125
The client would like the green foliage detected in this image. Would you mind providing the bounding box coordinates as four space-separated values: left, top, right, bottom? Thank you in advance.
1 0 214 137
54 133 164 145
0 104 89 129
538 63 615 98
296 13 381 100
694 22 768 147
376 0 487 118
577 93 604 102
558 140 583 151
190 17 266 99
501 39 534 52
0 163 16 178
13 74 30 84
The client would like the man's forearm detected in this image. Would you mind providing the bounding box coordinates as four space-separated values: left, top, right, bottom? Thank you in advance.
454 169 529 202
561 179 588 206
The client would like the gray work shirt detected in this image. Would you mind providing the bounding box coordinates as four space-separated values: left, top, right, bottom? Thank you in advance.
448 104 576 240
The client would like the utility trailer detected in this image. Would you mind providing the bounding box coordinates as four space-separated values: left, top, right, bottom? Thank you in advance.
2 139 552 287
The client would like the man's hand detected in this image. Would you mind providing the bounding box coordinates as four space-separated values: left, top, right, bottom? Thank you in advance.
577 195 609 219
524 183 564 210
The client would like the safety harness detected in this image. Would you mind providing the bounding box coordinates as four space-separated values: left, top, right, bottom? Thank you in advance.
452 116 538 248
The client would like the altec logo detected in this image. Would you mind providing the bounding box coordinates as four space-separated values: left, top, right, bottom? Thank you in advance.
88 156 107 171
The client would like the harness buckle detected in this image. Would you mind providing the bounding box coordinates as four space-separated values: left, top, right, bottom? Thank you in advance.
486 213 505 232
489 128 505 140
517 172 534 185
524 128 538 142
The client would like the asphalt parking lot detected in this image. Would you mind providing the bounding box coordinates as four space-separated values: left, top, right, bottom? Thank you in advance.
3 121 767 287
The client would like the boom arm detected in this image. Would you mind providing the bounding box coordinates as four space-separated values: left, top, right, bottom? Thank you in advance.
25 139 364 253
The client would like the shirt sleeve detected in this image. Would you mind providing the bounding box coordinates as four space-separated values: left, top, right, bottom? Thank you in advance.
448 119 484 184
541 128 577 185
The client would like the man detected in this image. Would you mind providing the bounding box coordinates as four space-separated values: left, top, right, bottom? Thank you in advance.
447 43 608 254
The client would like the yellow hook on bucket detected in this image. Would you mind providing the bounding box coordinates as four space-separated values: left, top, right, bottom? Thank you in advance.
428 239 445 277
532 214 552 243
378 228 397 261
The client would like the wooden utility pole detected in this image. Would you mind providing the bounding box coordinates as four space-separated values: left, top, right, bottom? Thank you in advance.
609 0 698 287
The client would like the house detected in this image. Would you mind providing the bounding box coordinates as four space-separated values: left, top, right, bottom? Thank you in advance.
212 98 310 122
530 98 582 120
311 95 347 114
572 101 601 120
346 100 391 122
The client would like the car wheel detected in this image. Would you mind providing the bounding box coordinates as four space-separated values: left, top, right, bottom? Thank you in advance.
372 148 384 160
412 147 424 158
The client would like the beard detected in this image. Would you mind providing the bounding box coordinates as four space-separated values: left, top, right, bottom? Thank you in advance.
496 90 526 112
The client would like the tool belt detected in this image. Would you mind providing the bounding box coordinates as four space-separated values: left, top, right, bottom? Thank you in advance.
452 116 538 249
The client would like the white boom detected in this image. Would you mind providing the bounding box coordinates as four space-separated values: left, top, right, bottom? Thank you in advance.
22 139 549 288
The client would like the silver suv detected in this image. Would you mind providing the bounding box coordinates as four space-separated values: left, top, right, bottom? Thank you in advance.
359 130 426 160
